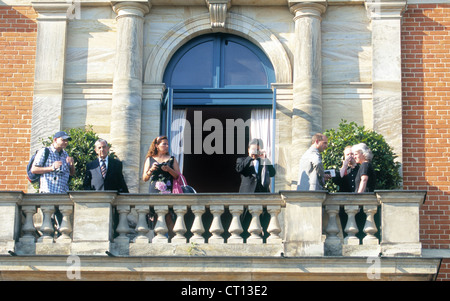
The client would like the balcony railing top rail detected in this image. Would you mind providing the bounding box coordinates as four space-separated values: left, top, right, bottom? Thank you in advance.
1 189 426 205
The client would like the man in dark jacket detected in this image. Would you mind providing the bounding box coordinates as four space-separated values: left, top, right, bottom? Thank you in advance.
236 138 276 193
333 145 359 192
83 139 129 193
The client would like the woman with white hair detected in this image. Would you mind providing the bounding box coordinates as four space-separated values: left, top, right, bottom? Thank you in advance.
352 143 376 193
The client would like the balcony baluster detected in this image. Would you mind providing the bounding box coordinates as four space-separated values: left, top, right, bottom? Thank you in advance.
209 205 224 244
38 206 55 242
247 205 263 244
57 205 73 242
190 205 206 244
172 205 188 243
228 205 244 244
266 206 282 244
115 205 131 243
324 205 342 255
344 205 360 245
20 206 37 243
363 205 378 245
153 205 169 243
135 205 150 243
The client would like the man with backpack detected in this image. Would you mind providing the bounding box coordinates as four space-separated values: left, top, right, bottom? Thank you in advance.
30 131 75 193
30 131 75 236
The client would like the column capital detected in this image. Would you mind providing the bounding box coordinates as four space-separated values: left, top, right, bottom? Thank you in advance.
112 1 151 18
365 0 407 20
31 1 72 21
289 0 327 20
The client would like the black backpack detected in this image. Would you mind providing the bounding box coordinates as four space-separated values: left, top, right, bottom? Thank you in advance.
27 147 50 185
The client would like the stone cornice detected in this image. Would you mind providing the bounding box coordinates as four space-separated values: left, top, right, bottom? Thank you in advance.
31 1 72 21
0 256 440 281
364 0 407 20
7 0 421 8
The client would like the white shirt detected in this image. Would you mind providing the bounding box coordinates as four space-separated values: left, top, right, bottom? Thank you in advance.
252 158 259 173
99 156 109 168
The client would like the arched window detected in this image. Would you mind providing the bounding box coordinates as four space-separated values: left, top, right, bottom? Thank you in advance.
163 34 275 105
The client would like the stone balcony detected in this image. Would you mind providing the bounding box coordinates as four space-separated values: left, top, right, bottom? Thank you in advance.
0 190 441 281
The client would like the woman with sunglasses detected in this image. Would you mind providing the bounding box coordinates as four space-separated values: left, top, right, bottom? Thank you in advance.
143 136 180 193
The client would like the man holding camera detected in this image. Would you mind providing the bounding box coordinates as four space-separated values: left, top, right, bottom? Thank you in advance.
31 131 75 193
236 138 276 193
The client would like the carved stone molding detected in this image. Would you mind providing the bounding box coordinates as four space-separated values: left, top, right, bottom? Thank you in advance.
364 0 407 20
206 0 231 28
31 1 72 21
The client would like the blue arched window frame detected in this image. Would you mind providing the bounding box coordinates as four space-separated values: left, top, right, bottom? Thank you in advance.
163 34 276 106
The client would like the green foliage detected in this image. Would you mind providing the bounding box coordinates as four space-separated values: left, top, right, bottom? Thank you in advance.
41 126 115 191
323 120 402 192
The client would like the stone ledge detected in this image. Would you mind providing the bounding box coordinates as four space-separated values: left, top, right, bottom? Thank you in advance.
0 255 440 281
124 242 284 257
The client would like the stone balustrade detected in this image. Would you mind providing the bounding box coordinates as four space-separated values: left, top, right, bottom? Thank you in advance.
0 190 426 258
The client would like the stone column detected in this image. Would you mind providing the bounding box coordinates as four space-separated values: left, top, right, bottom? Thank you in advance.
289 1 327 186
111 2 151 193
30 1 71 152
365 0 407 164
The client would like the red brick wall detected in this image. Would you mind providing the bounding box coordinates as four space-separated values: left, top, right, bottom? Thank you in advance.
402 3 450 281
0 6 36 191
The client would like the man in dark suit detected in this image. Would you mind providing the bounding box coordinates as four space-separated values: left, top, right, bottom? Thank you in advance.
236 138 276 193
83 139 129 193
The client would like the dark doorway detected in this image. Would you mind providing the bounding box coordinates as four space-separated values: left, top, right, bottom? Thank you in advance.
182 106 251 193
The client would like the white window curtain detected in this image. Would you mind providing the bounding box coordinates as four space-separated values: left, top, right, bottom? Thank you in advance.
251 108 274 191
170 109 187 174
250 108 273 162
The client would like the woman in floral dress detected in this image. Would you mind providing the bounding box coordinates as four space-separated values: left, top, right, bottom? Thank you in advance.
142 136 180 193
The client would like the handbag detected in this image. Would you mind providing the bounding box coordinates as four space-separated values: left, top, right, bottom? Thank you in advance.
173 173 196 194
